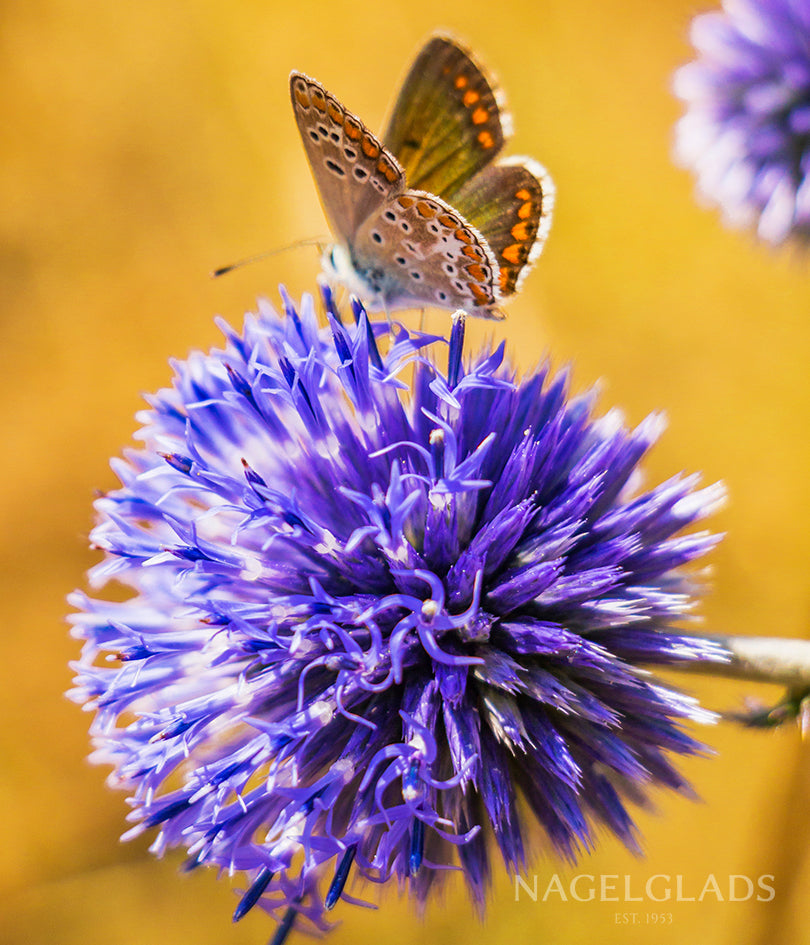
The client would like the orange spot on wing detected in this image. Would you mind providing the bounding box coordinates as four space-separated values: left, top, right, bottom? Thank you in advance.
438 213 459 228
416 200 437 218
477 130 495 149
454 74 468 88
293 84 310 108
515 188 532 201
462 245 484 261
471 106 489 125
326 100 343 124
454 227 474 244
344 117 362 141
517 201 534 219
465 264 487 283
361 136 380 159
377 156 399 183
511 221 534 241
498 267 510 292
311 88 326 111
502 244 523 265
462 89 480 106
397 195 416 209
469 283 491 306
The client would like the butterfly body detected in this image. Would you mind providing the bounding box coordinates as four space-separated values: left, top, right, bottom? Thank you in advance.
290 35 553 320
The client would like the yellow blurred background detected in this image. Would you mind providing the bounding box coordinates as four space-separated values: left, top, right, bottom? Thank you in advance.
2 0 810 942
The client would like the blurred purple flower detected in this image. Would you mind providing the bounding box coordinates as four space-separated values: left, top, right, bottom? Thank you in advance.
674 0 810 243
70 287 726 941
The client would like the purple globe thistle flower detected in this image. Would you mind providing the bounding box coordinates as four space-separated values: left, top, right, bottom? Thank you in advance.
70 287 726 941
674 0 810 244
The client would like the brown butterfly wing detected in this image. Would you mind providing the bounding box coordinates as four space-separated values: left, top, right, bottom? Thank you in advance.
290 71 405 245
450 158 555 297
352 190 503 317
382 34 508 201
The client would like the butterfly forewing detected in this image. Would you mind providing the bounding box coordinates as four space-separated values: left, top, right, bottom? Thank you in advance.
451 158 555 296
290 72 405 245
382 35 508 202
352 191 503 316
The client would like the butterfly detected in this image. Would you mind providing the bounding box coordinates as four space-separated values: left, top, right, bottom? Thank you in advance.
290 33 554 320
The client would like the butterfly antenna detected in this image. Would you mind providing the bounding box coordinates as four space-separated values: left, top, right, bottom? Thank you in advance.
211 237 326 278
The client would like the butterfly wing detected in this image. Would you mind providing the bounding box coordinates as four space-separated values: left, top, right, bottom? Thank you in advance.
450 158 555 297
351 190 503 317
291 40 551 318
290 72 405 245
382 34 508 201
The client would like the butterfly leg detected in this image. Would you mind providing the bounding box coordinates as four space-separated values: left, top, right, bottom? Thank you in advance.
382 299 394 335
332 284 349 322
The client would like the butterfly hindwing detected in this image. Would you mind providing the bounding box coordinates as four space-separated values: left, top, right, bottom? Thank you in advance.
352 190 503 316
451 158 555 297
290 72 405 245
382 35 508 201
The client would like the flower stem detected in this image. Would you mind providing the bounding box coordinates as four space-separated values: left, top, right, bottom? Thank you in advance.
672 635 810 688
665 635 810 729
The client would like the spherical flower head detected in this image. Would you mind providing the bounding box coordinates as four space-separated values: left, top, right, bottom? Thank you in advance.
69 287 727 940
674 0 810 244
